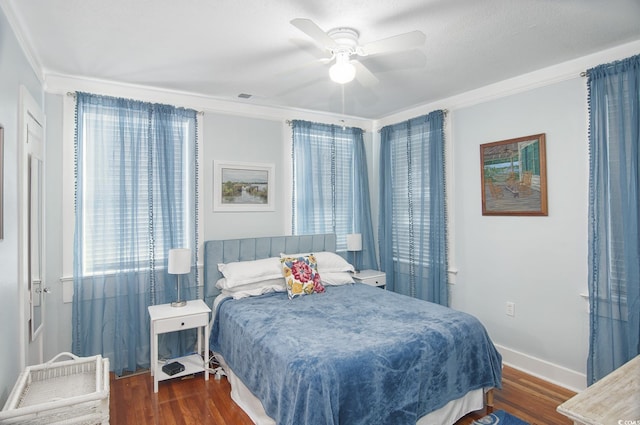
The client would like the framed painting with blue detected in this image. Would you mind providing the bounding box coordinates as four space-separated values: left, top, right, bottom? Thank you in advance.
213 160 275 212
480 133 548 216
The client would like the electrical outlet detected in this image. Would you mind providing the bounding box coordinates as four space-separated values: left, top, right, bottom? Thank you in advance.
506 301 515 317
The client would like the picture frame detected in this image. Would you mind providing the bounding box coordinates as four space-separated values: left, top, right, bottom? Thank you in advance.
480 133 548 216
213 160 275 212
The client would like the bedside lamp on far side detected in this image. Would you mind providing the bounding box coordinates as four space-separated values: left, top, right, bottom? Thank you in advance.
346 233 362 273
168 248 191 307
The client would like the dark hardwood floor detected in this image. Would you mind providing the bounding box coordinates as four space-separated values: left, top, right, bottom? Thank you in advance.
110 365 576 425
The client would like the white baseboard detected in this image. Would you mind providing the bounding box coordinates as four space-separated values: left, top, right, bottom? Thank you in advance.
495 344 586 392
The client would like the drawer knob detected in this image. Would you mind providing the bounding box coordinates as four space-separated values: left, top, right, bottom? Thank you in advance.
181 322 185 326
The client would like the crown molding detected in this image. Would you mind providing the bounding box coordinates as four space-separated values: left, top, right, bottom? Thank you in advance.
374 39 640 129
44 73 374 132
0 0 44 83
40 36 640 134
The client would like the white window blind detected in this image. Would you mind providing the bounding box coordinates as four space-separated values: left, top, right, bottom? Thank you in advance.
292 127 355 252
80 109 192 275
389 127 432 264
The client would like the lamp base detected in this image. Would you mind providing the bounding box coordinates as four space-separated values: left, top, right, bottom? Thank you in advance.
353 251 359 274
171 274 187 307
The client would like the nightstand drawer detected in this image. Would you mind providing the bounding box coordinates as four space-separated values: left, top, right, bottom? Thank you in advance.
154 312 208 334
353 270 386 288
360 275 386 287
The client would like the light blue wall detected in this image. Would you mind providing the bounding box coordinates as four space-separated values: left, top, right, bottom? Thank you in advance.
0 6 44 405
200 112 377 244
450 78 589 387
203 113 288 240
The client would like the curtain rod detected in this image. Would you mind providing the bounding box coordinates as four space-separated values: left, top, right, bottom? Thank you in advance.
286 119 366 132
374 109 450 133
66 91 204 114
287 109 450 128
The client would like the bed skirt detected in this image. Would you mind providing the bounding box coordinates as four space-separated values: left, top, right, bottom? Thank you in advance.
215 353 486 425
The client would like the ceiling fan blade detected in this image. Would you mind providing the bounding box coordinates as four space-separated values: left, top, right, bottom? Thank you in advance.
290 18 338 50
353 61 379 87
360 50 428 73
359 30 426 56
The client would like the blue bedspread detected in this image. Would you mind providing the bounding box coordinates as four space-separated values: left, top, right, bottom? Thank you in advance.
211 284 502 425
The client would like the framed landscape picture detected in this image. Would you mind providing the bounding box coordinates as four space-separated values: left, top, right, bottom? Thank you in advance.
213 160 274 212
480 133 548 216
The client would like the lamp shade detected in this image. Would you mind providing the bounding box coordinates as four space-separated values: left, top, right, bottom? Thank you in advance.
346 233 362 251
168 248 191 274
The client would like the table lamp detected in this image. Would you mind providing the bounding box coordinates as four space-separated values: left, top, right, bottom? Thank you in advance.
168 248 191 307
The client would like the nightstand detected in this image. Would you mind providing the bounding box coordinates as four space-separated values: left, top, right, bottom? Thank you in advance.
148 299 211 393
353 269 386 288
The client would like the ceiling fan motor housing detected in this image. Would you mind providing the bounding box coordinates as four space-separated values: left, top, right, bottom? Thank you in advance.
327 27 360 56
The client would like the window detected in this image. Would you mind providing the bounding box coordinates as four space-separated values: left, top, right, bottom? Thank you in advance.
75 94 197 275
388 130 432 263
292 125 354 250
291 120 377 270
379 111 447 303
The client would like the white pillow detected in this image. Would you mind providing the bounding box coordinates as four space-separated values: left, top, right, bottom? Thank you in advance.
217 257 282 288
219 278 286 299
321 272 355 286
315 252 355 272
282 251 354 273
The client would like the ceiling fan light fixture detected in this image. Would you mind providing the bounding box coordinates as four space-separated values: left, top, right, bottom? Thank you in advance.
292 18 425 87
329 53 356 84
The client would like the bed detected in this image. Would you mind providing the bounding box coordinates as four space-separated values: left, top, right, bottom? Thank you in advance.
204 234 502 425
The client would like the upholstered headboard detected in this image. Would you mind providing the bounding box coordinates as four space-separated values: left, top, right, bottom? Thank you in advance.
203 234 336 308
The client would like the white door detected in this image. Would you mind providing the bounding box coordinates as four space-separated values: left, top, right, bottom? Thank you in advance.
19 86 46 367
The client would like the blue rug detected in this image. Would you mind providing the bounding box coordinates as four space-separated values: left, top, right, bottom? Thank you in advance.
472 410 530 425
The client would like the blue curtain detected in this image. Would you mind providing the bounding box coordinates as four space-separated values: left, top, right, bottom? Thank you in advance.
587 54 640 384
291 120 377 270
72 92 199 375
379 110 448 305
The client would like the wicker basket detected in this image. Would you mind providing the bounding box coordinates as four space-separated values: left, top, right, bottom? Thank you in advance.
0 352 110 425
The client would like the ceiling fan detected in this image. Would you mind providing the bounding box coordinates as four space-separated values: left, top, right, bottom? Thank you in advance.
290 18 426 86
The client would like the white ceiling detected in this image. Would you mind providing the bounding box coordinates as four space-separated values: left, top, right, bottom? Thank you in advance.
4 0 640 119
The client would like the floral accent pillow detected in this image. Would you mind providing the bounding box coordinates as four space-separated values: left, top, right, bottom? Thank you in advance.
280 254 325 299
